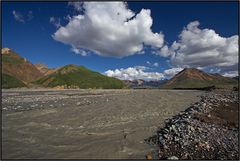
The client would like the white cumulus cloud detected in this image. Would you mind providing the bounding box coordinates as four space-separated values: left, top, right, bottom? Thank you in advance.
146 61 159 67
50 16 61 28
104 66 187 80
53 2 164 57
104 66 164 81
222 71 238 78
160 21 238 70
163 67 183 78
71 47 90 56
68 1 84 11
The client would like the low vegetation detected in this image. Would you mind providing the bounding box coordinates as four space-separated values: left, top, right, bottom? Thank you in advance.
2 73 26 89
34 64 126 89
2 54 25 65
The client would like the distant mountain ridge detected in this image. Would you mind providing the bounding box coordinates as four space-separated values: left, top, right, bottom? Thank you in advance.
1 48 238 89
124 79 167 88
161 68 237 89
35 63 59 76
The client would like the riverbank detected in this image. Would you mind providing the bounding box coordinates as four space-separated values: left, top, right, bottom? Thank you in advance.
146 90 239 160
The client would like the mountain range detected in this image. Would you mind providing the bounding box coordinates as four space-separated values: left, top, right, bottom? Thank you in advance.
1 48 125 89
1 48 238 89
124 79 167 88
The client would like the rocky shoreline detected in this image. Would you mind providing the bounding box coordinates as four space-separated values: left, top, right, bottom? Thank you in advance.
146 90 239 160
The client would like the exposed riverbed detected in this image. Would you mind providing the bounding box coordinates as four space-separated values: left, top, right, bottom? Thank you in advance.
2 89 204 159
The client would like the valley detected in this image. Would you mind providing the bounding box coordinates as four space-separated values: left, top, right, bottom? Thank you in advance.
2 89 204 159
2 1 238 159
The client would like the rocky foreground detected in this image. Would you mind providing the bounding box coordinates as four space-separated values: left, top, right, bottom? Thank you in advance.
146 90 239 160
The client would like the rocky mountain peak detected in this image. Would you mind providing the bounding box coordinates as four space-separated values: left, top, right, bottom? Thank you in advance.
2 48 11 54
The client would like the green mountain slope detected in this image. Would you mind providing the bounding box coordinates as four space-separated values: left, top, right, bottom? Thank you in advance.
161 68 238 89
2 73 26 89
33 64 126 89
2 48 43 83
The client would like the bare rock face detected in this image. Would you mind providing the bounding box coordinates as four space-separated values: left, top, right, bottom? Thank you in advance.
35 63 48 73
35 63 58 76
2 48 11 54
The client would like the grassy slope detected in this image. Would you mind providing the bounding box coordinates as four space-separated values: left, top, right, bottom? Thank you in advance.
2 73 26 89
2 54 26 65
2 49 43 83
34 65 126 89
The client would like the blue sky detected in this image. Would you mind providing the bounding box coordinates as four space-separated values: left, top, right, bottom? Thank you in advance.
2 2 238 80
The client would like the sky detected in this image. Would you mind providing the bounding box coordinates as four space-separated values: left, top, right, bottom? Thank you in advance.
2 1 239 80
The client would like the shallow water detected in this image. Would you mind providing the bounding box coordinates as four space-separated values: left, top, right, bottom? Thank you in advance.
2 89 204 159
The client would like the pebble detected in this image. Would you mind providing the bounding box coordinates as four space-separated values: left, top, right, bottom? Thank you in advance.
167 156 179 160
146 153 152 160
151 91 239 160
